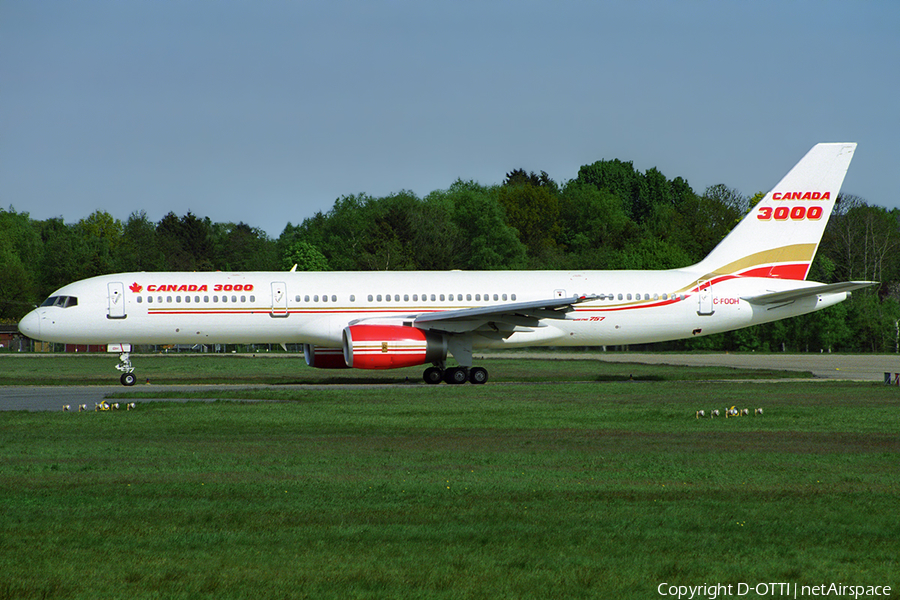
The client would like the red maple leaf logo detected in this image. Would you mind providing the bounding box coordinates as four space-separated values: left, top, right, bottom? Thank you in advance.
129 282 143 293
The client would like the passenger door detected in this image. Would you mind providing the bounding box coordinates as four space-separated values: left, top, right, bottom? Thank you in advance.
107 282 127 319
271 282 288 318
697 281 714 316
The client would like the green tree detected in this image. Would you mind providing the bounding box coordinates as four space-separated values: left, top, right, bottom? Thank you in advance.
557 181 635 269
74 210 123 276
156 211 215 271
0 207 41 317
576 159 652 223
213 222 277 271
442 180 526 270
282 240 328 271
822 198 900 283
118 211 165 272
36 218 87 296
498 170 562 266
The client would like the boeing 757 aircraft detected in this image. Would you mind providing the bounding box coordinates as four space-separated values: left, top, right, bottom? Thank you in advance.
18 143 873 385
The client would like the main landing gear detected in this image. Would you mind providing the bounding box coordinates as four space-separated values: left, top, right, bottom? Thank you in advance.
423 365 489 385
115 352 137 386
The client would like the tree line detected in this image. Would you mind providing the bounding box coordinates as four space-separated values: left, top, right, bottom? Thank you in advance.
3 158 899 352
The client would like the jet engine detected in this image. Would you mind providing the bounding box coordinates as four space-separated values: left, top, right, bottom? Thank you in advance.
342 324 447 369
303 344 349 369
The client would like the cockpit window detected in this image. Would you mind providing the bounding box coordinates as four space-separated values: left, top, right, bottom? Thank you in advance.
40 296 78 308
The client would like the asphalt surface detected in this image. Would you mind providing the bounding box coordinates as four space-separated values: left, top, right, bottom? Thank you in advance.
525 352 900 382
2 353 898 412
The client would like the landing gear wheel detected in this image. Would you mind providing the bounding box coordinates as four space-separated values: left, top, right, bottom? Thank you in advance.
423 366 444 385
444 367 468 385
120 372 136 387
468 367 488 385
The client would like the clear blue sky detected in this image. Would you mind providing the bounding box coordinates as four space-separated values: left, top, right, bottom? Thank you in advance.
2 1 897 237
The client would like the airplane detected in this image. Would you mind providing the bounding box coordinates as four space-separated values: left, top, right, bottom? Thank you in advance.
18 143 874 386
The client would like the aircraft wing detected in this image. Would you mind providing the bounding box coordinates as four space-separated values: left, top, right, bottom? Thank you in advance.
741 281 876 306
411 295 598 334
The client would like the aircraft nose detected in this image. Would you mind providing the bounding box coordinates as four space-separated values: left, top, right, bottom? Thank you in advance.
18 310 41 340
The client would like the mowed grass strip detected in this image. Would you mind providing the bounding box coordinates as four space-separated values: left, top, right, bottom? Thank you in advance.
0 353 810 386
2 379 898 599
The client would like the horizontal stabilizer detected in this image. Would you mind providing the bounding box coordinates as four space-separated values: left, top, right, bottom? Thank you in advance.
742 281 876 305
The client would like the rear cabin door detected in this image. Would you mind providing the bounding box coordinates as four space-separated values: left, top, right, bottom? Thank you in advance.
271 282 288 317
107 282 127 319
697 280 715 316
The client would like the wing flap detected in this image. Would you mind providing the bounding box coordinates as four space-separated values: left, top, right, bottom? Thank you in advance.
412 295 598 332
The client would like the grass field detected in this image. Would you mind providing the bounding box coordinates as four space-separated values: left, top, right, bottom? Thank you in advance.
0 352 812 386
1 356 898 599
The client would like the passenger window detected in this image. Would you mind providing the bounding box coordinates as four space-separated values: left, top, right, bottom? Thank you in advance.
377 295 383 302
511 294 516 301
147 296 153 303
493 294 498 301
502 294 507 301
367 295 373 302
430 294 436 301
412 294 418 301
350 295 356 302
618 293 623 300
176 296 181 303
322 295 327 302
137 296 143 303
404 294 409 302
440 294 445 301
231 296 237 303
475 294 480 301
167 296 173 303
185 296 190 303
250 295 255 302
213 296 218 303
204 296 209 303
241 296 246 303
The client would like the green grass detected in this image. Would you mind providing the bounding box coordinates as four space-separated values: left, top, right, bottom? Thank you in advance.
2 371 898 599
0 353 811 385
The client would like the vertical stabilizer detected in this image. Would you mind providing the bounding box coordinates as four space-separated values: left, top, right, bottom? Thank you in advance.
691 143 856 281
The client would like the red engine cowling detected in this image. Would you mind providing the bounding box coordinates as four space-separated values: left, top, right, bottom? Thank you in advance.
303 344 349 369
342 325 446 369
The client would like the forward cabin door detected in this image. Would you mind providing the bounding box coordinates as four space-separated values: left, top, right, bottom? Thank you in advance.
107 282 127 319
271 282 288 318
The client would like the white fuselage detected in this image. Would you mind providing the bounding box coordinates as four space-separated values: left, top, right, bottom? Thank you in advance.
18 268 846 349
